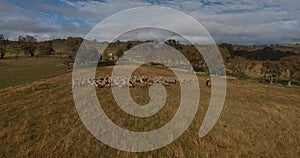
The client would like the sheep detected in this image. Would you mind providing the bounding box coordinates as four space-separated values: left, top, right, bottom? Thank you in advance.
74 75 185 88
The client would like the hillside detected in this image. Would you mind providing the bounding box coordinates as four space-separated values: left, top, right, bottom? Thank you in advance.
0 66 299 157
0 58 66 89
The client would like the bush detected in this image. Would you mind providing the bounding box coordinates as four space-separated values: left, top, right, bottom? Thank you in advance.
97 60 115 67
236 71 248 80
226 71 233 76
276 78 300 86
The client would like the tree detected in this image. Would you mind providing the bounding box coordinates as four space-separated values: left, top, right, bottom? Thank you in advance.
218 46 232 64
18 35 37 56
14 41 21 58
164 39 183 49
38 41 54 55
190 58 207 72
66 37 82 53
219 43 233 57
281 56 300 86
61 37 83 69
261 62 281 84
0 48 5 59
115 48 124 58
61 53 75 69
228 56 248 79
0 34 8 59
75 44 100 65
126 42 132 50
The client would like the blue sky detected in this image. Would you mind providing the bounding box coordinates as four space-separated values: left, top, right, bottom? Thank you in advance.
0 0 299 44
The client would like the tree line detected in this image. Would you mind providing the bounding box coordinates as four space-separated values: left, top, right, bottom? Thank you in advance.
0 34 55 58
0 34 299 86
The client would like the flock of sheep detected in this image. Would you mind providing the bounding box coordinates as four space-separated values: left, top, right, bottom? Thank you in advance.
72 76 197 88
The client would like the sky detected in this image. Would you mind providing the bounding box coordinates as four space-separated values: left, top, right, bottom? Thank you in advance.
0 0 299 45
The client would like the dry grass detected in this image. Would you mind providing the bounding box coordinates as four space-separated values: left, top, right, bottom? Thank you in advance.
0 66 299 157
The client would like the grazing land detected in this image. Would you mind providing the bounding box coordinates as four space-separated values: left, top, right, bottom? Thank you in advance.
0 37 299 157
0 58 66 89
1 1 299 157
0 66 299 157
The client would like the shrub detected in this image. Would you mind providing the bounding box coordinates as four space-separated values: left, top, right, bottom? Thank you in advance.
237 71 248 80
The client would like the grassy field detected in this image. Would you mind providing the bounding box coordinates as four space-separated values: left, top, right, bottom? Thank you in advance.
0 57 66 89
0 65 299 157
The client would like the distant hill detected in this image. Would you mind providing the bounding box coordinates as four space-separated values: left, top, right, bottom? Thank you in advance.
233 47 297 61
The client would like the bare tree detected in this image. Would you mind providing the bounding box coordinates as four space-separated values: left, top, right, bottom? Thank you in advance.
281 55 300 86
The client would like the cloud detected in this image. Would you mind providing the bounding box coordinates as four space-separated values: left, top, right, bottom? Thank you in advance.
0 19 58 33
72 21 80 27
0 0 299 44
187 0 300 44
0 1 61 40
52 0 300 44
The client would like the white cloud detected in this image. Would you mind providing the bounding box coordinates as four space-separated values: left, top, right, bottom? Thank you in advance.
56 0 300 44
1 0 299 44
72 21 80 27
